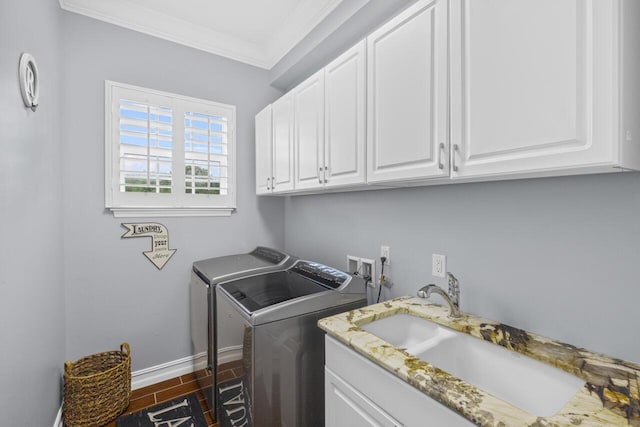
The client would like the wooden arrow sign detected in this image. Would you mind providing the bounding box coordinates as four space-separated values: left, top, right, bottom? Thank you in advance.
121 223 177 270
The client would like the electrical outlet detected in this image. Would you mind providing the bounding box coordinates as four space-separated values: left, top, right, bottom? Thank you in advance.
380 245 391 265
432 254 446 278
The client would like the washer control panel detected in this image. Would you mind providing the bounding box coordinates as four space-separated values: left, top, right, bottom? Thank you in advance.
291 261 351 289
251 246 288 264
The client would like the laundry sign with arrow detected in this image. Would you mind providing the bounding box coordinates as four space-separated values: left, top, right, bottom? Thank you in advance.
121 223 177 270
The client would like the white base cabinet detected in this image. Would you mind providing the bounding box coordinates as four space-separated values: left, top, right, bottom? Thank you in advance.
325 336 474 427
325 368 402 427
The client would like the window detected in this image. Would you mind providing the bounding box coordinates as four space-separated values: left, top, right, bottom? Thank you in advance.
105 81 235 217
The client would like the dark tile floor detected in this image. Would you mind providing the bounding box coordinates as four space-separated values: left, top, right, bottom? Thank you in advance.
102 360 243 427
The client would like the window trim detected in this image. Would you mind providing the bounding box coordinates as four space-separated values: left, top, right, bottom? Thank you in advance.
105 80 236 217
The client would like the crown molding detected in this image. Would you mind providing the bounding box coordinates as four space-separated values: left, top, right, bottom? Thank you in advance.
59 0 346 70
59 0 268 68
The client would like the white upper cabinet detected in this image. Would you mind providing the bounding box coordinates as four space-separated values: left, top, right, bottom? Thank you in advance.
449 0 639 179
255 104 273 195
294 70 325 190
366 0 449 184
294 41 367 191
324 40 367 188
271 91 295 192
256 0 639 196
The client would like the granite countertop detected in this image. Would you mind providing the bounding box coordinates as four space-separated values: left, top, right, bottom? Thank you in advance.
318 296 640 426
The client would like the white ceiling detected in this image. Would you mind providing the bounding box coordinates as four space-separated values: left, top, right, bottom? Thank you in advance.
59 0 346 69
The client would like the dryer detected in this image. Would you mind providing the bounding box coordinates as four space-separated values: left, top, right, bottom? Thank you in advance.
189 247 296 421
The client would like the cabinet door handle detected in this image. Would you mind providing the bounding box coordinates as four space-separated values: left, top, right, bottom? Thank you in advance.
272 176 275 190
318 167 323 184
266 177 271 191
452 144 460 172
324 166 328 183
437 142 445 170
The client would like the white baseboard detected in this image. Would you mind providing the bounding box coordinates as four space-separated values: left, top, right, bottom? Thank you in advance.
218 345 242 365
131 352 206 390
53 406 63 427
130 347 245 390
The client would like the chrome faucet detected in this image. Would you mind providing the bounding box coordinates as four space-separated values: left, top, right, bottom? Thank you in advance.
417 272 461 318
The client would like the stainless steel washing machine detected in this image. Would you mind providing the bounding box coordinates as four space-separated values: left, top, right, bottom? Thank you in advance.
216 260 367 427
189 247 296 421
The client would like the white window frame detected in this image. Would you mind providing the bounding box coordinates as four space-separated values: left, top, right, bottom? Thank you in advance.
105 80 236 217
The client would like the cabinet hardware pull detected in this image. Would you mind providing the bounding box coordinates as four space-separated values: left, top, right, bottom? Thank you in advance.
272 176 275 190
452 144 460 172
318 167 323 184
266 177 270 191
438 142 445 170
324 166 328 183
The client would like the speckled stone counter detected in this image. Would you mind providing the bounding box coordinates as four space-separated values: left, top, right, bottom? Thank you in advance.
318 296 640 426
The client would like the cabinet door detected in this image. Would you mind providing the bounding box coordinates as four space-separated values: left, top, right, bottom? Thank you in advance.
325 368 403 427
255 105 273 195
272 91 295 192
450 0 617 179
325 40 367 188
367 0 449 184
294 70 325 190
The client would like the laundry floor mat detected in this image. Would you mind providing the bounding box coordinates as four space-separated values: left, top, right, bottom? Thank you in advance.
116 393 208 427
217 375 253 427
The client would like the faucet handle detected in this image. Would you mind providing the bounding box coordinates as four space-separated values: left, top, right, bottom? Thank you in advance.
447 272 459 292
447 272 459 307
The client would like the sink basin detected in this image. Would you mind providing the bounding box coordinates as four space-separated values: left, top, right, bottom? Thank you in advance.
360 314 585 417
360 313 445 349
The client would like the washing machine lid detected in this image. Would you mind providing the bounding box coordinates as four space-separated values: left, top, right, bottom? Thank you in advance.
216 260 364 324
192 247 292 285
219 260 353 311
219 270 327 313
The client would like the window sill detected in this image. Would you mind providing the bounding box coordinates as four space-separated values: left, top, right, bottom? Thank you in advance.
108 207 234 218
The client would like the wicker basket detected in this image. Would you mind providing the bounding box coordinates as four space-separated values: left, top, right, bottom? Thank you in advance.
63 342 131 427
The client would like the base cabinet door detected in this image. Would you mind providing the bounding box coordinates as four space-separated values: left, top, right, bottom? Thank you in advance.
325 368 402 427
325 336 475 427
450 0 619 179
366 0 449 184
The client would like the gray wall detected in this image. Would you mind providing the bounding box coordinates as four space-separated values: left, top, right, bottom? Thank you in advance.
60 13 285 370
0 0 65 425
284 172 640 365
2 2 637 424
270 0 414 91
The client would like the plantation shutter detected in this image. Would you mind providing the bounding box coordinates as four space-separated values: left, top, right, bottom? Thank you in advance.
184 112 229 195
105 81 236 217
119 100 173 194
